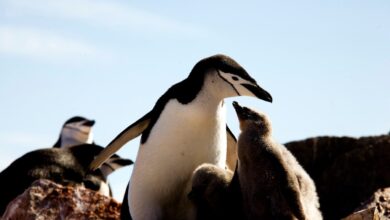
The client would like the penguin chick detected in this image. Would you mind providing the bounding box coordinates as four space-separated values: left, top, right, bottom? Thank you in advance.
280 146 322 220
232 101 322 220
188 163 246 220
53 116 95 148
189 163 234 220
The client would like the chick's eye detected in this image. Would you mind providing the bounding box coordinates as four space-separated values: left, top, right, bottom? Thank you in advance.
231 76 239 81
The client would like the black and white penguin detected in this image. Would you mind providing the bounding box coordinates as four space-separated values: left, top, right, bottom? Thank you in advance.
232 101 322 220
52 116 129 197
53 116 95 148
0 144 133 216
90 54 272 220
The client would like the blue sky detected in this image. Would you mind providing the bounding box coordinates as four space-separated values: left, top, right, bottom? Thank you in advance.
0 0 389 201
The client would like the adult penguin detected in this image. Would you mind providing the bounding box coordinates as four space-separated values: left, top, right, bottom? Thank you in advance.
91 54 272 220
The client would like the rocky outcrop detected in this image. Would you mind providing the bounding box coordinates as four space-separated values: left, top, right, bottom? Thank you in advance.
1 179 121 220
342 207 380 220
285 135 390 220
342 187 390 220
351 187 390 219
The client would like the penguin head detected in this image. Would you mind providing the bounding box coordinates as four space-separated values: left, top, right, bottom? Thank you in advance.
232 101 272 135
189 54 273 102
57 116 95 148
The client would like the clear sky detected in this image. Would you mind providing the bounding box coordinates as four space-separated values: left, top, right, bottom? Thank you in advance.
1 0 389 201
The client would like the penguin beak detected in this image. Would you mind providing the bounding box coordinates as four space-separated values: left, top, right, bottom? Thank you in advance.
232 101 244 117
83 120 95 127
108 157 134 167
242 84 273 103
232 101 250 120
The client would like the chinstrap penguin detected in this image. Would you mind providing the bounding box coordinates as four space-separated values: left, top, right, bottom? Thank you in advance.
54 116 132 197
232 101 322 220
0 144 133 216
90 54 272 220
53 116 95 148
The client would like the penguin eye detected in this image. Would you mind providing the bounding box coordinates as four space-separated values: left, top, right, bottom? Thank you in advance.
231 76 239 81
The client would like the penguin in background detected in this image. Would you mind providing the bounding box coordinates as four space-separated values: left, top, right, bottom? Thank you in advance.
232 101 322 220
0 144 133 217
90 54 273 220
53 116 95 148
53 116 132 197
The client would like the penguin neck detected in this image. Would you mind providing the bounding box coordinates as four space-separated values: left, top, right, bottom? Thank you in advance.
237 127 274 173
181 88 228 167
191 86 226 117
61 137 82 148
138 83 228 164
188 71 228 116
60 133 93 148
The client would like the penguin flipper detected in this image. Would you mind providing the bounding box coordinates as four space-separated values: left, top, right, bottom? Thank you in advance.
226 125 237 171
89 112 152 170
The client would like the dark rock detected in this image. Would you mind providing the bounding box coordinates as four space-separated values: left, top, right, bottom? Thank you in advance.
1 179 121 220
285 135 390 220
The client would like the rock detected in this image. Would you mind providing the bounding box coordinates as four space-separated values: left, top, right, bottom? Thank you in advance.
345 187 390 220
1 179 121 220
342 186 390 220
285 135 390 220
342 207 379 220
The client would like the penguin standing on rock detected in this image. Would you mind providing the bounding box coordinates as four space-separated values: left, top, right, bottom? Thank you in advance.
53 116 95 148
90 54 273 220
53 116 132 197
232 101 322 220
0 144 133 216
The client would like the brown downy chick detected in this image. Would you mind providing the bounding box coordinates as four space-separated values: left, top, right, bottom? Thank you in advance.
233 101 322 220
189 163 244 220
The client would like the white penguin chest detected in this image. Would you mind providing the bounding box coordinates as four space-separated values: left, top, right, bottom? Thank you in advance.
131 99 227 195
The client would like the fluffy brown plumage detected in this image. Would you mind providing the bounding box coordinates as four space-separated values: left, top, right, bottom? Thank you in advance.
233 101 322 220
